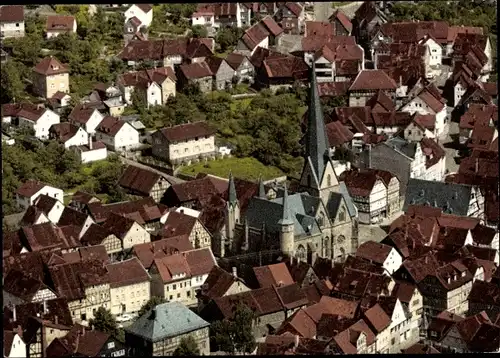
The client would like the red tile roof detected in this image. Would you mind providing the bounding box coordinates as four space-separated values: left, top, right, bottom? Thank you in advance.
339 169 384 197
0 5 24 22
16 179 48 198
305 21 334 37
33 56 69 76
135 4 153 13
49 122 82 143
317 82 351 97
447 26 484 42
253 263 295 288
199 266 240 302
262 55 309 79
241 16 283 51
302 35 356 52
420 137 446 169
46 15 75 32
356 241 393 265
132 234 193 269
329 9 352 33
118 165 162 196
158 121 215 143
106 257 149 288
382 21 449 44
160 211 197 238
96 116 126 136
349 70 397 91
363 303 391 333
325 120 354 147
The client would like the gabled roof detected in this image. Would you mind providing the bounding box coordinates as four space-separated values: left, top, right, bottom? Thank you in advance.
179 61 212 79
224 52 248 70
241 16 283 51
134 4 153 13
47 325 112 357
157 121 215 143
355 241 393 265
160 211 197 238
253 263 295 288
106 257 149 288
118 165 162 196
132 235 193 270
329 9 352 33
349 70 397 91
101 212 138 239
46 15 75 32
33 56 69 76
0 5 24 22
305 21 334 38
49 122 82 144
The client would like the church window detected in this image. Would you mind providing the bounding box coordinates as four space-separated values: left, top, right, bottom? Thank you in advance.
327 174 332 187
338 208 346 222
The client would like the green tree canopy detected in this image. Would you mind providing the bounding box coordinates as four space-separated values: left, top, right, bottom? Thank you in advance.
138 296 168 317
190 25 208 38
211 303 256 354
173 335 201 356
89 307 119 336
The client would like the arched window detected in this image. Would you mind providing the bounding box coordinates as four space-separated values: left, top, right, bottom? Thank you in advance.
327 174 331 187
297 245 306 262
318 212 325 227
338 208 346 222
336 247 346 262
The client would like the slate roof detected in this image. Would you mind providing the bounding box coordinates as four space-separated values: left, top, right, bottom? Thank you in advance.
403 179 475 216
126 301 209 342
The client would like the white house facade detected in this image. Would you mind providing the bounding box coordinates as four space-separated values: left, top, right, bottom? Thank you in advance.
124 4 153 28
19 109 60 140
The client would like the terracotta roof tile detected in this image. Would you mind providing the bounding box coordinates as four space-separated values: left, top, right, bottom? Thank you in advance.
118 165 162 196
33 56 69 76
132 234 192 269
355 241 393 265
158 121 215 143
46 15 75 32
199 266 239 302
329 9 352 33
420 137 446 169
305 21 334 37
253 263 295 288
106 257 149 288
340 169 383 197
349 69 397 91
363 303 391 333
0 5 24 23
301 35 356 52
263 55 309 79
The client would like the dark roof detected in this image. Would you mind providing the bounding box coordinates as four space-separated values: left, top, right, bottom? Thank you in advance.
225 52 248 70
262 55 309 79
16 179 49 197
21 222 80 252
96 116 127 136
132 235 193 270
117 67 176 87
3 269 51 301
0 5 24 22
33 56 69 76
355 241 393 265
118 165 162 196
179 61 212 79
160 211 197 238
135 4 153 13
305 21 334 37
47 325 111 357
49 122 81 143
329 9 352 33
402 342 441 354
420 137 446 169
58 206 89 228
101 213 137 239
340 169 384 197
199 266 239 301
157 121 215 143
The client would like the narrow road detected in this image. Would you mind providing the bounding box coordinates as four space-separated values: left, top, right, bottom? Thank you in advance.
119 156 185 185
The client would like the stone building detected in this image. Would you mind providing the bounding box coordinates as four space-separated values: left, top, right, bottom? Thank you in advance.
225 64 359 264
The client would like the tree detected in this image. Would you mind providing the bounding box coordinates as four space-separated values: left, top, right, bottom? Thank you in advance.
173 335 201 356
138 296 168 317
215 28 241 53
1 61 26 103
89 307 119 336
190 25 208 38
211 303 256 354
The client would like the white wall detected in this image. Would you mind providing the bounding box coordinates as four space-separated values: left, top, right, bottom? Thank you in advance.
454 83 466 107
125 5 153 27
409 144 427 179
122 222 151 250
64 127 88 149
46 199 65 224
98 122 140 151
0 20 25 38
19 109 60 140
17 185 64 210
168 135 215 161
251 37 269 56
6 333 26 358
147 82 162 108
110 281 150 315
80 147 108 163
424 38 442 66
192 14 214 26
382 248 403 275
370 179 387 216
85 110 104 135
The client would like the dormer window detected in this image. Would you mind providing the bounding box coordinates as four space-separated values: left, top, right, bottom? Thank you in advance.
51 65 59 71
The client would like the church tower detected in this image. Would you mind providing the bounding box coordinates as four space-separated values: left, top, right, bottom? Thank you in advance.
225 171 240 251
299 62 340 204
278 184 295 257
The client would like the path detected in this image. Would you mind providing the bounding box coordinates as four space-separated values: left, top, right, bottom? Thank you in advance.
119 156 185 185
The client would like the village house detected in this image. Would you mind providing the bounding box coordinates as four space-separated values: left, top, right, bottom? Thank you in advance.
33 194 64 224
358 136 445 195
68 104 105 136
73 139 108 163
151 121 217 165
3 269 58 307
117 67 177 107
46 325 129 358
125 302 210 356
328 9 353 36
123 15 147 46
196 265 251 311
235 16 284 56
224 52 255 83
426 311 500 353
190 4 215 27
458 104 497 145
309 43 365 83
47 91 72 114
391 281 425 348
348 70 397 107
45 15 77 38
467 124 498 152
353 0 388 49
95 116 141 152
403 179 484 218
340 168 399 225
16 180 64 210
124 4 153 28
0 5 25 38
1 102 60 140
58 206 95 238
355 241 403 275
149 248 216 307
254 53 309 90
177 61 213 93
32 56 70 99
101 213 151 252
118 165 171 202
274 2 304 35
468 279 500 323
48 259 111 324
204 55 235 90
4 329 26 358
201 283 309 338
452 33 493 79
48 122 88 149
106 257 151 316
403 114 438 141
160 210 212 249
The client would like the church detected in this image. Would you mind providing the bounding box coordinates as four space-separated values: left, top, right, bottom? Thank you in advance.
223 64 360 264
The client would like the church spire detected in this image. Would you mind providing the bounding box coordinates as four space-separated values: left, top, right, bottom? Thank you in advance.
228 171 237 206
258 175 266 199
305 61 330 181
278 184 294 226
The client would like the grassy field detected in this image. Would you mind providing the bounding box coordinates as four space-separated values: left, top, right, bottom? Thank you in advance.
179 157 284 181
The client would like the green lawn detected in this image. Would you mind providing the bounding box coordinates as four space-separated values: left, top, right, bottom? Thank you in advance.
179 157 284 181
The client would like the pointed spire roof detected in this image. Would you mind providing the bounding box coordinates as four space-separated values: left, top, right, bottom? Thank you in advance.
305 62 330 181
278 184 294 226
258 175 266 199
228 171 237 205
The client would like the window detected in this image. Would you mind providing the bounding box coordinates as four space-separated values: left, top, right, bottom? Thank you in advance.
169 295 173 300
187 291 191 297
108 342 115 349
177 293 181 298
51 83 55 89
173 284 176 289
391 338 395 345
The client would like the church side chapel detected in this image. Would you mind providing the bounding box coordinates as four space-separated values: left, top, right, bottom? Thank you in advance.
222 63 360 264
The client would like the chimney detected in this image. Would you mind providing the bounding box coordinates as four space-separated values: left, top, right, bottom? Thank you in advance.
88 135 93 150
232 267 237 277
12 305 17 322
